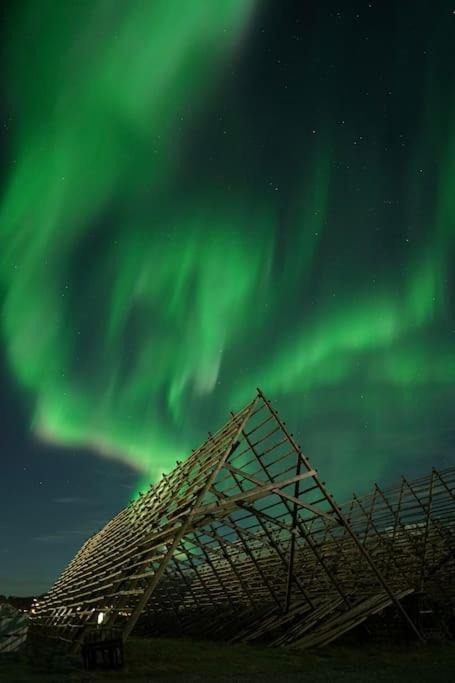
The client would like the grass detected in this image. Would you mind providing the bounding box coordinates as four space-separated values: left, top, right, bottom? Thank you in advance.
1 636 454 682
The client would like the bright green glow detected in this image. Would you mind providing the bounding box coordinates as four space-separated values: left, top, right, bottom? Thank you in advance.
0 0 257 479
0 2 453 494
238 255 446 396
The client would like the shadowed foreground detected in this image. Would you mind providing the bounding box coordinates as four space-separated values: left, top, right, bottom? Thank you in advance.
1 637 454 682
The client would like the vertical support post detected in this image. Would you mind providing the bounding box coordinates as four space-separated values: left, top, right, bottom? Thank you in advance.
236 416 316 607
284 449 302 613
256 387 424 642
419 469 435 591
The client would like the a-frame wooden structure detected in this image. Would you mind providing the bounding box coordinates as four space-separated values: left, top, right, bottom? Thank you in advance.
32 389 425 649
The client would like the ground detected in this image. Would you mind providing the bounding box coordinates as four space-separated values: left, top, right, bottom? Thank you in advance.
0 636 454 682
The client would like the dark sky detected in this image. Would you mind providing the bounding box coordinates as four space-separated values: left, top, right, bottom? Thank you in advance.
1 0 454 596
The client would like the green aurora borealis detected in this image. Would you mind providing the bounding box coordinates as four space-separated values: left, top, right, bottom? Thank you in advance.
0 1 454 497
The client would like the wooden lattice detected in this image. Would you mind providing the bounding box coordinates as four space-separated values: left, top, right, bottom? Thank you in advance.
33 390 453 649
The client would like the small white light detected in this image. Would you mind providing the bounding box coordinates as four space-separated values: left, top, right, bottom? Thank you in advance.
97 612 104 625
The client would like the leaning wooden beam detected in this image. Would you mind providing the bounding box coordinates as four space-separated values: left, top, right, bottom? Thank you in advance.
256 388 424 643
120 398 258 641
32 390 455 651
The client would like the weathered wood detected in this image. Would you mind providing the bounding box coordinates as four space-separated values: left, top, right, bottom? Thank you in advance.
32 391 455 651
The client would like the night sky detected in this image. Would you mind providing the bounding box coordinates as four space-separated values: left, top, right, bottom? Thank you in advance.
1 1 454 596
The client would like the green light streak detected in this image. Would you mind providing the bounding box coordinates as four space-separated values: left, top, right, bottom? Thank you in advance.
0 2 453 494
